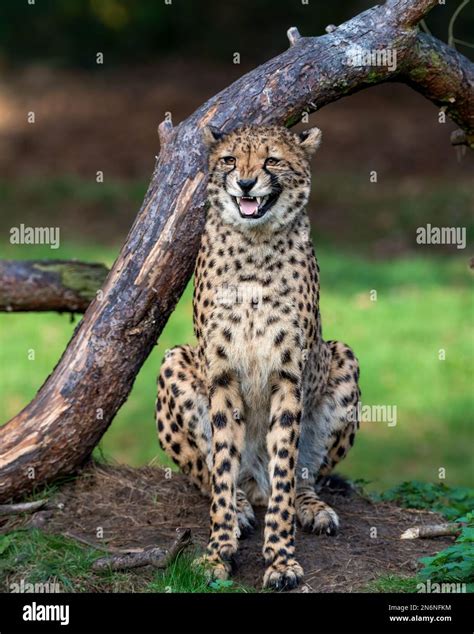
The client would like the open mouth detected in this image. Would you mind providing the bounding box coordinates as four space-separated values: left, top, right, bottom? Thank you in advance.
234 193 279 219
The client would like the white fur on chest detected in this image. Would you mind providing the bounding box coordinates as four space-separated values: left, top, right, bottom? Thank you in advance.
221 302 297 403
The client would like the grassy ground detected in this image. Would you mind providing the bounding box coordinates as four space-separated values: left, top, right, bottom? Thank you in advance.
1 237 472 489
1 476 471 594
0 531 253 593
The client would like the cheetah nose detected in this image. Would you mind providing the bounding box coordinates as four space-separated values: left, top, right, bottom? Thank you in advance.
237 178 257 194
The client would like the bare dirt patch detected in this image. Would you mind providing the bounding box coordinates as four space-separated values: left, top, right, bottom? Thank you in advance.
3 463 454 592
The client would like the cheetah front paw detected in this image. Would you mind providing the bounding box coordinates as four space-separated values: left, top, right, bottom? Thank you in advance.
193 554 231 582
193 544 236 582
263 560 304 591
297 501 339 535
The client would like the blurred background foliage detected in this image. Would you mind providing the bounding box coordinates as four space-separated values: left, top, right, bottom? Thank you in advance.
0 0 472 489
1 0 472 69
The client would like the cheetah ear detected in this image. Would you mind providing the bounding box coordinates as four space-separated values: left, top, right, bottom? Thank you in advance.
297 127 322 156
202 125 225 148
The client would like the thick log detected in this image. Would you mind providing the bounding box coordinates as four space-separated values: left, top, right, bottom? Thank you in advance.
0 260 108 313
1 0 473 502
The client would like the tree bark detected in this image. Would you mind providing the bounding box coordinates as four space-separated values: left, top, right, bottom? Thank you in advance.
400 523 462 539
0 261 108 313
0 499 47 516
400 32 474 148
1 0 473 502
91 528 192 571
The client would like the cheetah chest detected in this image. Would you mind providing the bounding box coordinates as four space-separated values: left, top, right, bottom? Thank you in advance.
214 299 303 404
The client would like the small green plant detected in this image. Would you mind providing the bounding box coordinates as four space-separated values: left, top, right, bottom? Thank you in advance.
374 481 474 521
418 512 474 590
208 578 234 590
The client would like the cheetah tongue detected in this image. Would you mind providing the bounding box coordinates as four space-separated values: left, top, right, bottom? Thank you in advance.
239 197 259 216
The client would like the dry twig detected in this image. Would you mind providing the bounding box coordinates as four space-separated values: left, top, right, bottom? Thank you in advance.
91 528 192 572
0 499 47 516
400 523 462 539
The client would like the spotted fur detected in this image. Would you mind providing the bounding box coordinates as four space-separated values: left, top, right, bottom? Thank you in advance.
156 124 360 590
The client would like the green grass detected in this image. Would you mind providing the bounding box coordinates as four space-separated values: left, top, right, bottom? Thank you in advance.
147 552 254 593
0 530 252 593
363 575 420 593
0 238 472 488
0 530 109 593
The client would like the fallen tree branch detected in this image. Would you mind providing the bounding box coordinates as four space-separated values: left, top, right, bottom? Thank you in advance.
91 528 192 572
400 522 462 539
1 0 473 502
0 499 47 516
0 260 108 313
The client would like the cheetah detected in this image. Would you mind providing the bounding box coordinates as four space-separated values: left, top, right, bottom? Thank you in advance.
156 124 360 590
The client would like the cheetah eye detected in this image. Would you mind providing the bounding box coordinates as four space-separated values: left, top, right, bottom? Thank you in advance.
265 157 281 167
222 156 236 166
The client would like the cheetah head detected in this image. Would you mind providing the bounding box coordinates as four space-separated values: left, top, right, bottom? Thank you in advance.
203 124 321 230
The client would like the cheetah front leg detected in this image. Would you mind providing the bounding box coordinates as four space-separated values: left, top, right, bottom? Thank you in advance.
262 370 304 590
196 369 246 581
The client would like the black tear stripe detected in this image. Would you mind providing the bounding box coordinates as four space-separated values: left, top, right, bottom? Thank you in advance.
267 171 283 196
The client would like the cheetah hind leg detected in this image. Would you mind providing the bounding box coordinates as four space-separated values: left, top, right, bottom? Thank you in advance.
156 346 256 540
297 340 360 535
236 489 257 538
296 487 340 535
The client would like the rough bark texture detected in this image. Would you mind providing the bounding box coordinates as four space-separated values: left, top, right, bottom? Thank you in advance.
91 528 192 571
0 260 108 313
400 523 462 539
1 0 473 501
400 32 474 148
0 499 47 516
